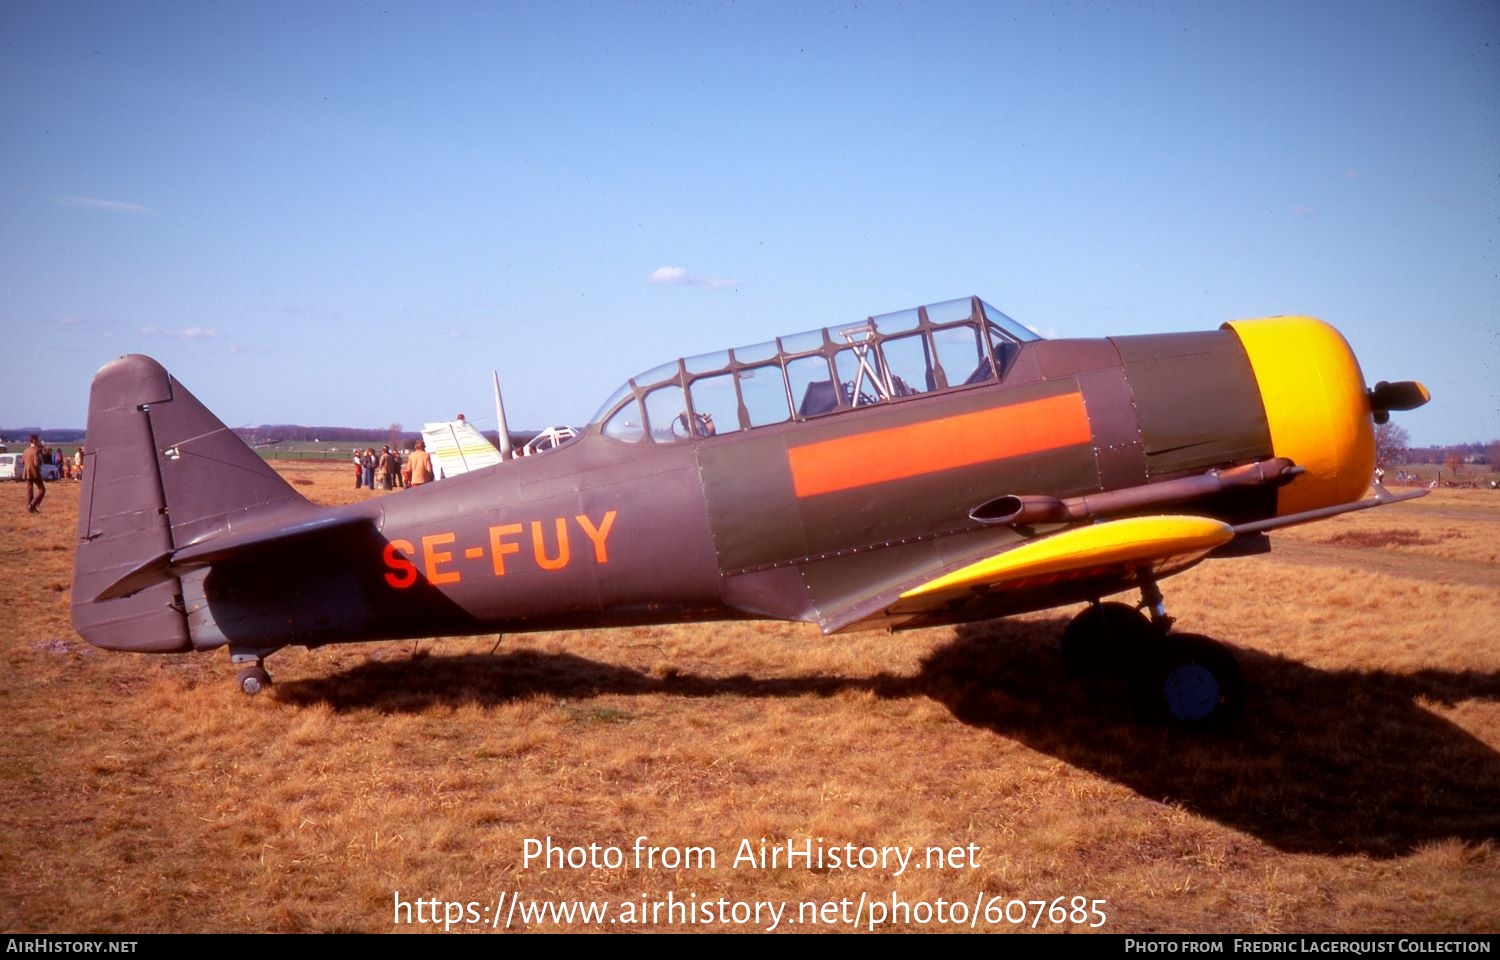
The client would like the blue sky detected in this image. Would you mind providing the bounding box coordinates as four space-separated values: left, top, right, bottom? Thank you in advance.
2 1 1495 445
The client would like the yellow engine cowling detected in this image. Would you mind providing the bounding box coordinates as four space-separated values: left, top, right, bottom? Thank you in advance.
1223 316 1376 517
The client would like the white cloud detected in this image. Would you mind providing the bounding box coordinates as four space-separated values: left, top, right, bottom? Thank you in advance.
55 196 158 216
648 265 738 289
140 325 221 339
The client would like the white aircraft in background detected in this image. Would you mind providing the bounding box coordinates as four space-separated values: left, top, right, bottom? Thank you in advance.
421 415 503 479
421 373 580 479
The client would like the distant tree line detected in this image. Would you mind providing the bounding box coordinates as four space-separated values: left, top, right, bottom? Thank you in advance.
233 425 421 445
230 424 540 448
0 428 86 445
1373 423 1496 473
3 423 549 451
1404 439 1495 468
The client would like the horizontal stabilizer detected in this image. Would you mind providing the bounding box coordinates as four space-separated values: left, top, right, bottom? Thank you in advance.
93 506 368 602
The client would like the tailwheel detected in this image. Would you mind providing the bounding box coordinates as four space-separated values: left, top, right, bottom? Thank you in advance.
236 664 272 696
1061 601 1155 676
1131 633 1243 728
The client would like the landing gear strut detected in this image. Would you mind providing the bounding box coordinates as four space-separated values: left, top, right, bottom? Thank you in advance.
1062 573 1243 727
235 663 272 695
230 647 278 696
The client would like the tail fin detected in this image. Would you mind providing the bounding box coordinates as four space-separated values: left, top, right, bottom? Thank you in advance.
72 355 308 652
422 417 503 478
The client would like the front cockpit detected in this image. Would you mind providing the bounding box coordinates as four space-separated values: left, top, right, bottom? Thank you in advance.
589 296 1040 444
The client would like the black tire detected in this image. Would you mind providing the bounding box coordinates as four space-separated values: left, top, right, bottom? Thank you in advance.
236 665 272 696
1131 633 1243 728
1062 602 1153 676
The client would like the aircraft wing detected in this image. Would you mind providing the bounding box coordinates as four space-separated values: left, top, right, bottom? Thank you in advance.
818 515 1234 634
421 419 503 479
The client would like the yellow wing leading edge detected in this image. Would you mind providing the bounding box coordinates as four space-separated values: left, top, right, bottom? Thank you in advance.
897 515 1235 607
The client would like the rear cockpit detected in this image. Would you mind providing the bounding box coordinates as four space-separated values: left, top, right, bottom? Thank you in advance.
590 296 1039 443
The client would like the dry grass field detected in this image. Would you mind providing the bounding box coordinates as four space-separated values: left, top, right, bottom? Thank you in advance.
3 463 1497 933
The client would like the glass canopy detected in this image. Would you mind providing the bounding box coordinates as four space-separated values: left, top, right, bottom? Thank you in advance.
592 296 1040 444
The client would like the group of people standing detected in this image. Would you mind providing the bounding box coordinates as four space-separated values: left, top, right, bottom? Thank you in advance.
353 440 434 491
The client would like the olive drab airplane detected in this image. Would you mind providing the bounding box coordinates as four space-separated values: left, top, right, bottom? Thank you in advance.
71 296 1430 725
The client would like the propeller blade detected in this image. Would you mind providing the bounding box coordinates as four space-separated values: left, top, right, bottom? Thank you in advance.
1369 380 1430 414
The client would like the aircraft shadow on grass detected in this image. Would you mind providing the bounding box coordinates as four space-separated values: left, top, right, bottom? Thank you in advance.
275 619 1500 859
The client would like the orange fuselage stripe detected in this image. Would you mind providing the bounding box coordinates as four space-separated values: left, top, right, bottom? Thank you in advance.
787 391 1093 498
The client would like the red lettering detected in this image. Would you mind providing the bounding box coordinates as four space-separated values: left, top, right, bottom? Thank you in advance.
383 539 417 589
489 523 523 575
422 533 461 585
531 517 571 571
575 510 617 563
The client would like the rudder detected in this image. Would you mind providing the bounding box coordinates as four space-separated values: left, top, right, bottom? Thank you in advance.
72 355 307 652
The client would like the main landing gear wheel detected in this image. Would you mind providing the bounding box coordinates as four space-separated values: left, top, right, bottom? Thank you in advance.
1062 602 1154 676
1131 633 1243 728
236 664 272 696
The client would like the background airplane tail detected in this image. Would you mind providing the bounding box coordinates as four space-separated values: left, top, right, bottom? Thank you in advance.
421 417 503 479
72 355 308 652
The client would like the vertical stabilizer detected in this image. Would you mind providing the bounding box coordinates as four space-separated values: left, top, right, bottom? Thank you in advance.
72 355 307 652
421 418 503 478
